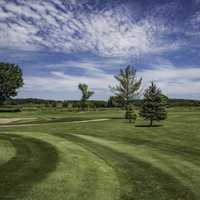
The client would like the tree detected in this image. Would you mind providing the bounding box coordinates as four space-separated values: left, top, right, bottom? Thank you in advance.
111 65 142 109
51 101 57 108
140 82 167 126
62 101 68 107
0 63 23 105
107 96 124 107
160 94 169 106
125 104 137 123
78 83 94 111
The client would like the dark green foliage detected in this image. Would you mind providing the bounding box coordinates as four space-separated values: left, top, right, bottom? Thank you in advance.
78 83 94 111
0 62 24 104
67 103 73 111
72 102 81 112
92 100 107 108
110 65 142 109
125 105 137 123
0 108 21 112
45 102 50 108
140 82 167 126
167 99 200 107
51 102 57 108
107 96 124 107
160 94 169 106
62 101 68 107
3 97 200 109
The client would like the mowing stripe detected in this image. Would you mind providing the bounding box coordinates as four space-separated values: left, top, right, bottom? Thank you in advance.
0 138 16 166
76 134 200 198
57 133 196 200
0 133 58 200
0 119 110 128
0 132 120 200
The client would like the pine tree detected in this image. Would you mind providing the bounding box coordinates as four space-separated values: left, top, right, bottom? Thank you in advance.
140 82 167 126
110 65 142 114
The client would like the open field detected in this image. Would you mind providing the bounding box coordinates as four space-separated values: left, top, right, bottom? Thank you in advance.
0 107 200 200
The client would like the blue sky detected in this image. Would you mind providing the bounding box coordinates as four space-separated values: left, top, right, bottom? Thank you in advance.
0 0 200 100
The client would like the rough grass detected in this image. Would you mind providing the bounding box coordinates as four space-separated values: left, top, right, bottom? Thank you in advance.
0 107 200 199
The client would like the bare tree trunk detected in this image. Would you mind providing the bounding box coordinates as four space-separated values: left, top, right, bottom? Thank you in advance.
150 119 153 126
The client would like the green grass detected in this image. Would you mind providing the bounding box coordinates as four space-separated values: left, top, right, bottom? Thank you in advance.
0 107 200 199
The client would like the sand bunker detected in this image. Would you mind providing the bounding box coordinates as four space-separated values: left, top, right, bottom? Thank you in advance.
0 118 35 124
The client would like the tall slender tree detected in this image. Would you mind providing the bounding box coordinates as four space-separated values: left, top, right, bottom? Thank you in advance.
78 83 94 111
111 65 142 109
140 82 167 126
0 62 23 105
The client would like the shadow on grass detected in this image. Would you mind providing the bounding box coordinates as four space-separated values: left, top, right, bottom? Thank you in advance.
0 133 59 199
111 117 124 120
135 124 163 127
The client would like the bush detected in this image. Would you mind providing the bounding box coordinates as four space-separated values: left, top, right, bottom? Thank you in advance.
51 102 57 107
62 101 68 107
125 105 137 123
0 108 21 112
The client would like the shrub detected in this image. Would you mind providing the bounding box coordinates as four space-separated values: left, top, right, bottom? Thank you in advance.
125 105 137 123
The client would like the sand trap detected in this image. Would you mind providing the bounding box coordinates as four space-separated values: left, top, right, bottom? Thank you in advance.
0 118 35 124
0 118 110 127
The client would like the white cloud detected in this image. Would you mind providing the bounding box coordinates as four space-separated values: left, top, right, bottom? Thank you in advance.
139 66 200 98
1 1 199 100
45 58 128 75
19 65 200 100
21 70 115 100
0 0 178 57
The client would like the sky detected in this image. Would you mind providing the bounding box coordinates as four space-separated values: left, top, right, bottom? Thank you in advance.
0 0 200 100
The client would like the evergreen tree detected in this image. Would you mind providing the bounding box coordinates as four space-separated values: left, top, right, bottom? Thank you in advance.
140 82 167 126
107 96 123 107
110 65 142 118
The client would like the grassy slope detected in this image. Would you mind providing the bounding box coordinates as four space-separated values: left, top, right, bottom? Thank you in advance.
0 107 200 199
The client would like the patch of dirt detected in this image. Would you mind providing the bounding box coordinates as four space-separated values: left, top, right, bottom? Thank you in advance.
0 118 110 127
0 118 35 124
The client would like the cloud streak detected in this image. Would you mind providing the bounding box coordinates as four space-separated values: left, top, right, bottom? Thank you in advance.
20 65 200 100
1 0 200 100
0 0 183 57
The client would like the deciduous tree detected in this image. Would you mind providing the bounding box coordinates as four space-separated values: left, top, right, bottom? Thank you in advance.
78 83 94 111
0 63 23 105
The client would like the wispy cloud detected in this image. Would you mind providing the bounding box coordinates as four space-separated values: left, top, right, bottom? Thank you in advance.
0 0 182 57
22 70 116 100
20 63 200 100
139 65 200 98
1 0 200 100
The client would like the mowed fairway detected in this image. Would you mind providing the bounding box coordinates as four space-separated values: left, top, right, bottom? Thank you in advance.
0 108 200 200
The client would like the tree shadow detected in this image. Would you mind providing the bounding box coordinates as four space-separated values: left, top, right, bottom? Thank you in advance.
111 117 124 120
0 133 59 199
135 124 163 127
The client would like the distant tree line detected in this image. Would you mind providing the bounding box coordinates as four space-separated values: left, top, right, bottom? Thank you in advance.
5 97 200 108
1 62 200 126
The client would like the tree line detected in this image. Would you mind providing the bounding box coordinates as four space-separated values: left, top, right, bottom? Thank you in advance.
0 62 192 126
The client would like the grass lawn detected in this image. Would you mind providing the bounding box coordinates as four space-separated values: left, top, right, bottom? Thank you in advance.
0 107 200 199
